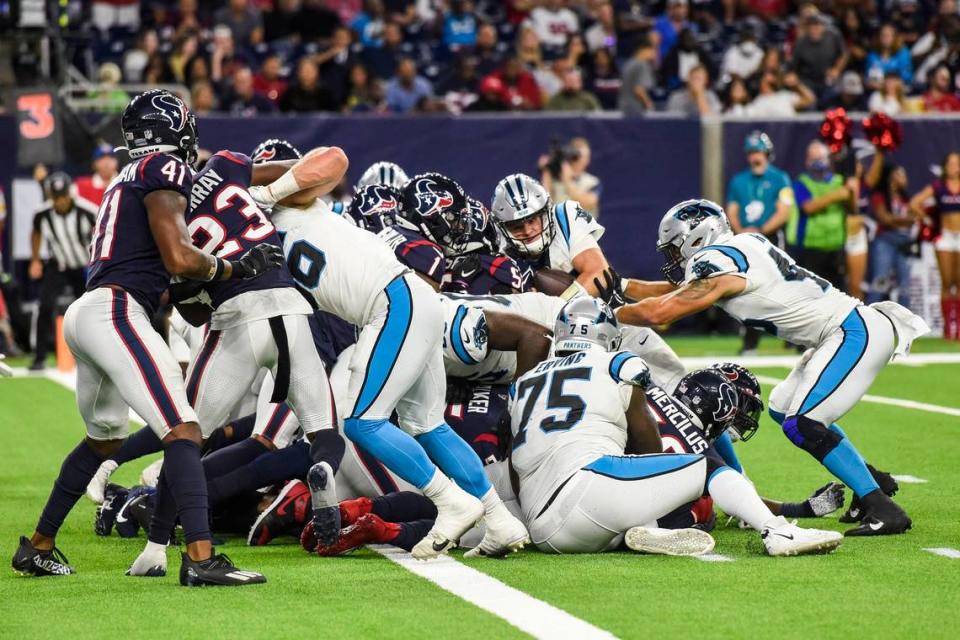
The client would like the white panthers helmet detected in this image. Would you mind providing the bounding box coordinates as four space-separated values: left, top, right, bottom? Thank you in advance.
657 199 733 284
554 296 621 354
490 173 554 257
356 161 409 190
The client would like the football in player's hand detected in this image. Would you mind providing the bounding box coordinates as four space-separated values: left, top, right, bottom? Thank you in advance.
533 269 575 295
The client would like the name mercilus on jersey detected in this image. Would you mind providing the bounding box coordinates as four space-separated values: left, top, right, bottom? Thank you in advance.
189 169 224 210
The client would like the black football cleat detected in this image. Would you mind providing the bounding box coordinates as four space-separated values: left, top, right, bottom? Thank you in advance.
11 536 74 576
247 480 310 546
844 490 912 536
95 483 129 536
840 464 899 523
179 552 266 587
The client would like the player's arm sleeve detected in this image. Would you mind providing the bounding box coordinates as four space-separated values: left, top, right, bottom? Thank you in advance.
683 247 749 283
558 201 605 256
712 431 744 473
214 150 254 182
442 302 488 366
607 351 652 387
141 153 193 199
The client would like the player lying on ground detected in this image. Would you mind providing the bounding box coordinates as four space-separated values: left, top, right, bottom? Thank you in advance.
608 198 927 536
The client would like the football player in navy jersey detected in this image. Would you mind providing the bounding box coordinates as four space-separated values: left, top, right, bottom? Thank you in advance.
12 90 281 585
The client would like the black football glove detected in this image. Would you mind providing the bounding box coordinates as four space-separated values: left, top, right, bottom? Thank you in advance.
166 279 207 304
231 242 285 279
593 267 626 309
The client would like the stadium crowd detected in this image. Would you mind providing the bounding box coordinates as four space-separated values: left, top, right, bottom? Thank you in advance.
50 0 960 115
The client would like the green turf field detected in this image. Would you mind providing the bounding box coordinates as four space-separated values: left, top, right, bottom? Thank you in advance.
1 342 958 639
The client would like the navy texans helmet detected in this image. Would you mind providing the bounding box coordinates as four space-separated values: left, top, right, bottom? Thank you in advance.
448 196 500 256
251 138 302 164
673 369 741 441
120 89 199 165
348 184 402 233
712 362 763 441
399 172 468 251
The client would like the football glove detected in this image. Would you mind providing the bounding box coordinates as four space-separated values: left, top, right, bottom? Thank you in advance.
231 243 285 279
593 267 627 309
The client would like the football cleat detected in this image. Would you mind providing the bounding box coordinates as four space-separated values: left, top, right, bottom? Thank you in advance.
316 514 393 557
761 516 843 556
95 483 129 536
844 490 911 536
463 502 529 559
625 527 716 556
179 553 266 587
840 465 898 523
306 462 340 547
412 476 483 560
86 459 119 504
11 536 74 576
140 459 163 488
115 486 157 538
247 479 311 546
126 543 167 577
300 520 319 553
339 496 374 527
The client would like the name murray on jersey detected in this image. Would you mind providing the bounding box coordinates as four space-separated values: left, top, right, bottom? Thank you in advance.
189 168 225 210
646 386 709 454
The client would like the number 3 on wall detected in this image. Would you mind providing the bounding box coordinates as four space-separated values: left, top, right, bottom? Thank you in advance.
18 93 55 140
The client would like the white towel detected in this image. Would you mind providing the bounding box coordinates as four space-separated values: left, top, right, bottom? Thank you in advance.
870 301 931 359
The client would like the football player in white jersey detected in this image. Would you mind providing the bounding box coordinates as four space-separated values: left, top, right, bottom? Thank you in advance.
251 150 530 559
613 199 928 536
510 297 843 555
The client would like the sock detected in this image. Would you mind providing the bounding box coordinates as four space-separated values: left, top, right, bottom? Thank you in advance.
416 423 492 498
36 440 105 537
309 429 346 471
390 519 434 552
769 408 786 425
230 414 257 440
371 491 438 522
711 432 743 473
780 501 815 518
706 466 776 530
147 470 178 545
343 418 436 489
822 439 881 498
828 423 847 438
656 502 697 529
110 427 163 465
205 414 257 453
202 438 269 480
207 441 311 507
162 439 211 545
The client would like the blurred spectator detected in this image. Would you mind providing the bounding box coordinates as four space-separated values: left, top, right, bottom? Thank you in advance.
352 0 387 48
487 57 542 110
169 33 200 84
92 0 140 33
865 23 913 89
614 0 654 61
585 1 617 53
254 54 289 104
722 76 752 115
869 71 907 115
300 0 342 42
327 0 363 25
443 0 478 50
317 27 358 104
168 0 208 38
143 53 174 84
868 163 915 307
527 0 580 56
343 63 386 111
665 64 720 115
545 68 601 111
123 29 159 83
191 81 218 114
75 144 119 207
384 0 418 29
264 0 306 43
618 39 656 115
472 23 506 76
585 48 621 110
535 57 574 100
791 12 847 97
516 25 545 70
923 63 960 111
839 7 870 72
541 137 601 216
747 70 815 117
90 63 130 113
224 66 278 114
787 140 854 292
186 55 212 87
214 0 264 46
722 24 764 84
660 29 714 92
466 75 509 111
655 0 692 60
438 55 480 113
210 24 245 88
363 22 406 78
823 71 869 111
889 0 924 47
913 9 960 87
385 58 434 112
282 58 341 111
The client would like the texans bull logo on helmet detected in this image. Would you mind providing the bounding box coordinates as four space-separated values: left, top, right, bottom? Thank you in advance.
408 176 456 218
150 92 189 132
712 382 739 423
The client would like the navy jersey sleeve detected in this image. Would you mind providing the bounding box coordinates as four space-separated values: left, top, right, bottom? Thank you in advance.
211 150 254 181
140 152 193 200
398 236 445 285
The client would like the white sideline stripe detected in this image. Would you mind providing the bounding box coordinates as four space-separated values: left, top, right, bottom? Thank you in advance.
371 546 617 640
696 553 735 562
923 547 960 559
892 475 929 484
12 368 149 426
679 352 960 369
750 374 960 418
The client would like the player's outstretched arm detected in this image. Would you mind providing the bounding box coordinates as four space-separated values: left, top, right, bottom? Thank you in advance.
570 247 609 296
616 275 745 327
625 387 662 454
250 146 348 208
483 310 552 378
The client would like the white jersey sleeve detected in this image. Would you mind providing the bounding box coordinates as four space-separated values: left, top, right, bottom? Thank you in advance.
547 200 605 272
606 350 652 388
684 244 750 283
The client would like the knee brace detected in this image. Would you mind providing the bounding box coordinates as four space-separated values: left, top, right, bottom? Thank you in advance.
782 415 842 461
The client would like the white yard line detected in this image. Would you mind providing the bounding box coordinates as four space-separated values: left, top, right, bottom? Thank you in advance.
923 548 960 559
696 553 735 562
373 546 617 640
892 475 929 484
679 352 960 370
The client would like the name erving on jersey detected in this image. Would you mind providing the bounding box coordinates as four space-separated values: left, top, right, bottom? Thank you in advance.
190 169 225 210
646 386 709 454
533 350 586 374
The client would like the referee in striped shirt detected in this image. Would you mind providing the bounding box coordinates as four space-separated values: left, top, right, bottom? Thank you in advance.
29 172 96 370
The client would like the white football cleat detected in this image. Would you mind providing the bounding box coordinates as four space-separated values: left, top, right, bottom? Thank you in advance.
464 501 530 559
126 542 168 577
86 459 119 504
412 477 483 561
761 516 843 556
625 526 716 556
140 459 163 488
